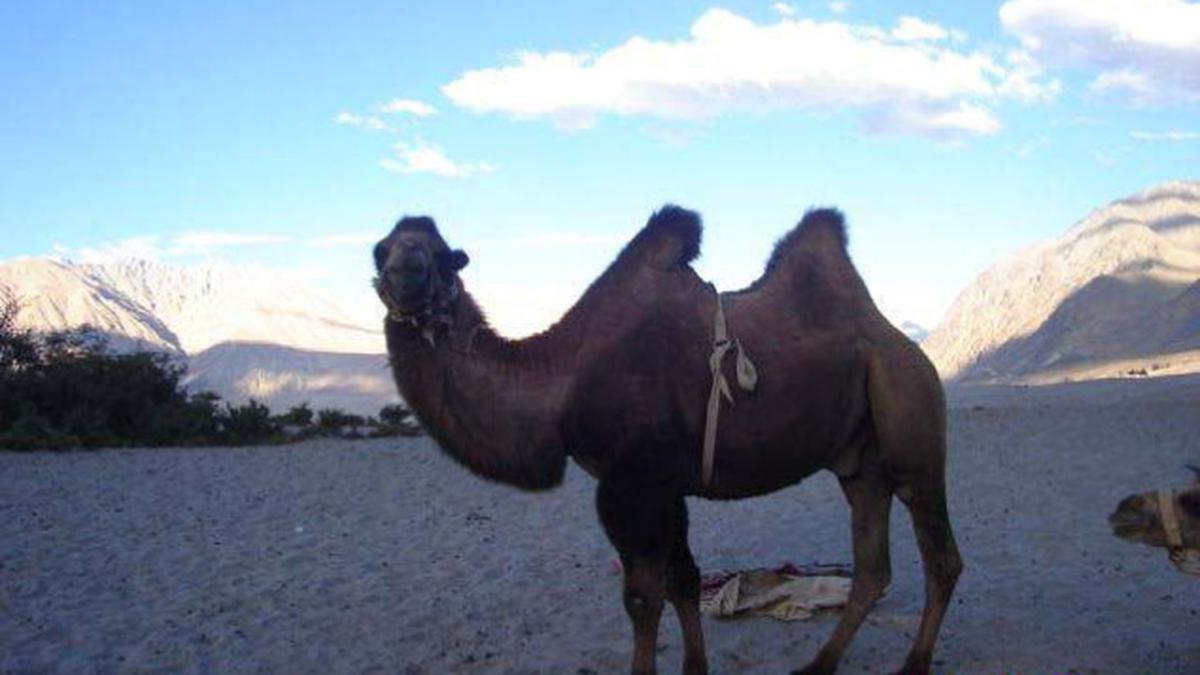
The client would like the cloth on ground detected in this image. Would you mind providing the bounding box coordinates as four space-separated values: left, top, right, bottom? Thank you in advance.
700 563 855 621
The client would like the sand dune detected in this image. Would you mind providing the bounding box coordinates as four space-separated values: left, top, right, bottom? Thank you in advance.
2 377 1198 673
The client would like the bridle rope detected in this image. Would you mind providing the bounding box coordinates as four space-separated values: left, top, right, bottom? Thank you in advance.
374 274 476 350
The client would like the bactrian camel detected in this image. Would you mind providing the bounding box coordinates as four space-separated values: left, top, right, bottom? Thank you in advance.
373 206 962 674
1110 466 1200 576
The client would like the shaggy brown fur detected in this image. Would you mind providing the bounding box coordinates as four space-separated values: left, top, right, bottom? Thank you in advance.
375 206 962 675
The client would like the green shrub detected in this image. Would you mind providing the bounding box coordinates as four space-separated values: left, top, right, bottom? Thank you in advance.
277 403 314 427
0 291 421 449
220 399 277 445
376 403 423 437
316 408 365 433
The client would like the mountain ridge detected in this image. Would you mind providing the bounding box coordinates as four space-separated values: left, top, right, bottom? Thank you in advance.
0 257 397 414
923 180 1200 383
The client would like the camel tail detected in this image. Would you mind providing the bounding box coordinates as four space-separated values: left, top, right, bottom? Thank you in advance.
621 204 702 269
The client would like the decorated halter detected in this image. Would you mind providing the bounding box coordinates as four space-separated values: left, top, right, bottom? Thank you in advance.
374 271 463 348
1158 488 1200 577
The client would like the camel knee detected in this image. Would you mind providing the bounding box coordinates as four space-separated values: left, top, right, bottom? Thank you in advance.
850 568 890 606
624 589 665 626
866 567 892 593
938 551 963 588
624 567 666 622
668 555 700 603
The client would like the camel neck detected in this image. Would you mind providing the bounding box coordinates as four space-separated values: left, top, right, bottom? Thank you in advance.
384 292 570 491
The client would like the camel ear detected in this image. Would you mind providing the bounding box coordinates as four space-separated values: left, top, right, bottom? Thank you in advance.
438 249 469 273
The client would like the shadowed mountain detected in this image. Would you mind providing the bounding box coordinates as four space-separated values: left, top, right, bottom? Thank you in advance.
925 180 1200 383
185 342 398 416
0 256 393 413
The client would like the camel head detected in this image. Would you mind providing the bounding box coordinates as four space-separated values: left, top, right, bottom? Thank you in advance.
373 216 470 325
1109 466 1200 551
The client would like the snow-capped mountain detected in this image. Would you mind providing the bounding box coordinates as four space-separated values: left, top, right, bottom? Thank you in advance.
0 257 397 414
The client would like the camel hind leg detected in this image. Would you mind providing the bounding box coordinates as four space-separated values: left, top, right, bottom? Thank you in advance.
894 476 961 674
793 451 893 675
868 346 963 674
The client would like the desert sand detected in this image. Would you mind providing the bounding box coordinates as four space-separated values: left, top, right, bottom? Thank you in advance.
2 376 1199 674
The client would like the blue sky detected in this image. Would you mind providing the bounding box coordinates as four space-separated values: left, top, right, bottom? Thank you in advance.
2 1 1198 334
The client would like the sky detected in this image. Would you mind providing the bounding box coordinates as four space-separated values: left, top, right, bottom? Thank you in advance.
2 0 1198 335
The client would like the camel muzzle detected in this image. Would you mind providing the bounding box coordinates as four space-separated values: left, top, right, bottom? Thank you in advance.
1107 508 1151 541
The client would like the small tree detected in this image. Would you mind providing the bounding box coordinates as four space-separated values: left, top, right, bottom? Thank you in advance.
377 402 423 437
0 290 38 371
221 399 276 445
278 403 314 427
317 408 365 435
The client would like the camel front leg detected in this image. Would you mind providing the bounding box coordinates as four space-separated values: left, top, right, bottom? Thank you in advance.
666 498 708 675
623 556 668 674
598 475 690 675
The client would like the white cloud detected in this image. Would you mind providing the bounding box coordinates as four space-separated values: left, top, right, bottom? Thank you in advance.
996 48 1061 101
1015 135 1050 157
999 0 1200 103
442 8 1054 139
379 141 494 178
510 231 630 248
306 233 380 248
376 98 438 116
771 3 795 17
334 112 392 131
53 236 164 264
1092 149 1117 166
828 1 849 14
867 101 1001 139
892 17 949 42
1130 129 1199 141
51 231 292 263
173 232 291 249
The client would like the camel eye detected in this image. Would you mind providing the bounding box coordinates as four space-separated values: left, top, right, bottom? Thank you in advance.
373 242 390 271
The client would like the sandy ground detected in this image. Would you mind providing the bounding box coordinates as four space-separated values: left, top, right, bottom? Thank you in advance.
2 376 1199 674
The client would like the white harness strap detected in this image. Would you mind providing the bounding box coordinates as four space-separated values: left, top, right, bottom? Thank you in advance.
1158 488 1200 576
702 286 758 486
1158 489 1184 550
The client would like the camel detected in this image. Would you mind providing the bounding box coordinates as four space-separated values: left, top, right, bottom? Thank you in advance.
374 206 962 675
1110 467 1200 576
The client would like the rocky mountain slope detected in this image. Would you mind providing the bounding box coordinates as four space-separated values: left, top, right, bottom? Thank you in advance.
0 258 396 414
923 180 1200 383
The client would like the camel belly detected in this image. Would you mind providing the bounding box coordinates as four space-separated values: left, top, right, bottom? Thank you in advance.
692 341 872 499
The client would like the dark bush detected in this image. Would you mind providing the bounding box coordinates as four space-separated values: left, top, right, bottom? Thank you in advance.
317 408 366 434
377 403 422 437
277 403 314 427
0 292 424 449
220 399 277 445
